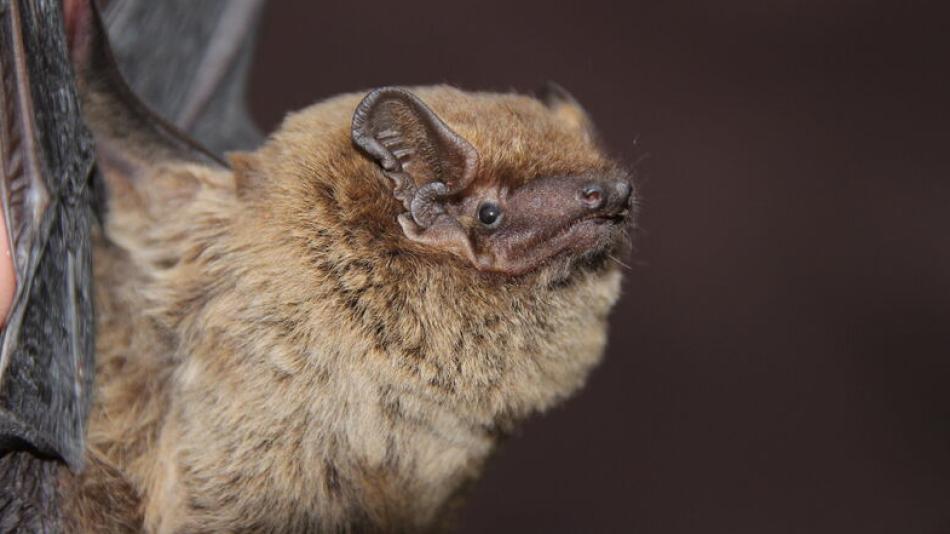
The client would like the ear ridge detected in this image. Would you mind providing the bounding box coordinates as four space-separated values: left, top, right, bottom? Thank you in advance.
351 87 480 220
537 81 599 144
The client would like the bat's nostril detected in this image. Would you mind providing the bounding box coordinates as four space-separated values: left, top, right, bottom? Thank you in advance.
580 184 605 209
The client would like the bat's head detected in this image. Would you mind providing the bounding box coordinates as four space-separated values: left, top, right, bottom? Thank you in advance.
347 86 635 277
223 86 636 421
240 85 635 285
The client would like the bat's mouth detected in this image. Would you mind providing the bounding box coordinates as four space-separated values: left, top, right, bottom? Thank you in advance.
564 209 632 248
577 209 630 226
537 186 634 239
482 209 632 276
555 188 635 244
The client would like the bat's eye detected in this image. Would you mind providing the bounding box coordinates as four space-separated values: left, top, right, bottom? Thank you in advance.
478 202 502 227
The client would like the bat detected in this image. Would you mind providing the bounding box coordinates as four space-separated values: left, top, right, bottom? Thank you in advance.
3 0 637 531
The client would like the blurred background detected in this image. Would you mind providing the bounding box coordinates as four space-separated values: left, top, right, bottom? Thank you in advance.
246 1 949 532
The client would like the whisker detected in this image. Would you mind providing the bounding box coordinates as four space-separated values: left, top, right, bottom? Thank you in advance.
608 254 633 271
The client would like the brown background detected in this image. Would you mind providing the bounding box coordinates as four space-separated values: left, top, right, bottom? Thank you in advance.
248 1 950 532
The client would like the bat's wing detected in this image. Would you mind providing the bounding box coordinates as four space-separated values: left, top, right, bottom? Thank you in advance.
0 1 255 528
0 0 97 530
103 0 267 155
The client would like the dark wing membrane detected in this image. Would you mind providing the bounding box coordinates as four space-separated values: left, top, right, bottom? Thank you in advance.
0 1 264 528
104 0 267 155
0 0 96 530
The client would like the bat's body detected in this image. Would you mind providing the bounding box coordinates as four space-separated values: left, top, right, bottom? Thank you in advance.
48 2 636 532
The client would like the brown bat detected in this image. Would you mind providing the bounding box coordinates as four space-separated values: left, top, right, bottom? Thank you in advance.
9 0 636 531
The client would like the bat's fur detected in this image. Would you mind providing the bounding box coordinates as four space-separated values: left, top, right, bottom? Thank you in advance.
61 87 629 532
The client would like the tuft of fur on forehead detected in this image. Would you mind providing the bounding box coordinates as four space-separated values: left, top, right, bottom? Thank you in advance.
272 85 610 184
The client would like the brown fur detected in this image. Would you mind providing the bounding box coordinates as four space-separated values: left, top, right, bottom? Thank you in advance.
63 86 629 532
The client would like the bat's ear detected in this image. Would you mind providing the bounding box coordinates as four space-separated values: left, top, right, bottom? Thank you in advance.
351 87 484 266
64 0 225 209
351 87 480 218
537 82 599 145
